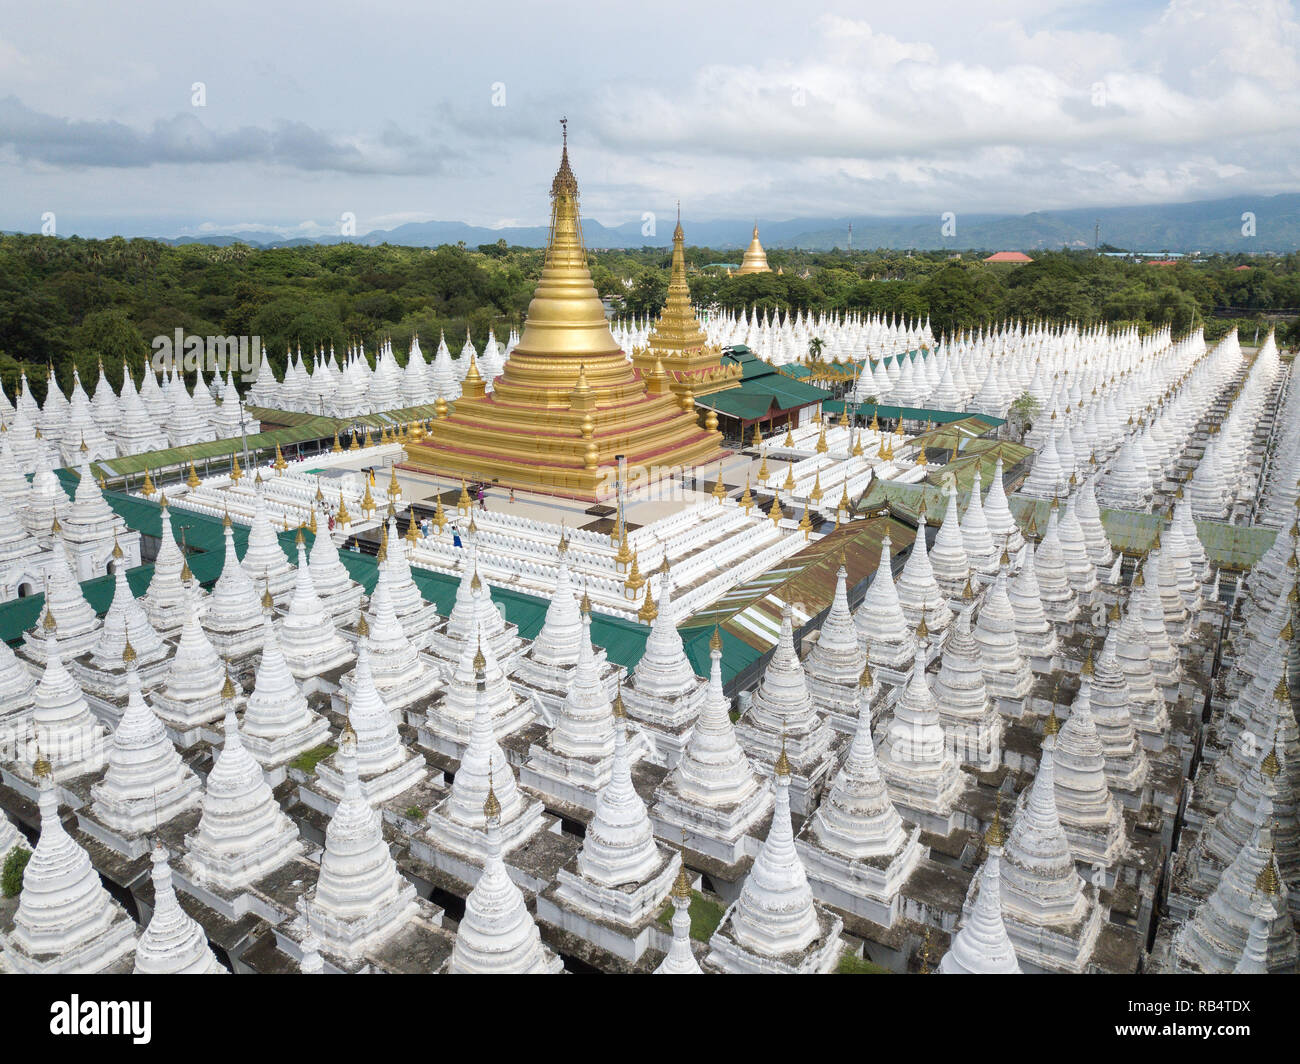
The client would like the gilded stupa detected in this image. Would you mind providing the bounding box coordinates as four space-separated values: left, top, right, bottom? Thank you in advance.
736 224 772 275
630 208 742 399
406 124 723 499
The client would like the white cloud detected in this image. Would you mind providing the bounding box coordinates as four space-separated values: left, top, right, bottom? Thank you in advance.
1 0 1298 232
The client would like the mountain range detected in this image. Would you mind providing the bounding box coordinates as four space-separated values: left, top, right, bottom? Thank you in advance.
57 193 1300 254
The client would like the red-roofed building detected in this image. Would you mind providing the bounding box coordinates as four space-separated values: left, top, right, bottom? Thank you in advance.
983 251 1033 263
1233 264 1253 271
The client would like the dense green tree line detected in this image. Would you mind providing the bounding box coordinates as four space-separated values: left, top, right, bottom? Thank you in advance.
0 233 1295 402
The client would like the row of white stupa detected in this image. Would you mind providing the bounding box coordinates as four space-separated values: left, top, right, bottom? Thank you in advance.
610 308 932 368
0 484 810 972
0 428 142 602
716 374 1298 975
0 395 1290 973
1154 347 1299 971
1259 351 1300 528
1022 328 1286 520
0 476 1261 975
244 329 520 415
2 361 253 467
1157 470 1299 972
0 430 1224 974
3 329 526 454
0 332 1289 973
843 320 1179 418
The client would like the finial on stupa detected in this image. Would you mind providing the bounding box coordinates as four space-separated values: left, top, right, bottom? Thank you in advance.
484 756 501 821
985 798 1006 849
774 732 791 778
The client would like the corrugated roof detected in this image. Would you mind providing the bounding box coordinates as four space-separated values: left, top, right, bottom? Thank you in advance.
682 516 916 655
696 366 830 419
924 441 1034 493
910 418 1003 449
697 389 782 420
96 421 339 477
822 401 1006 427
1005 497 1278 569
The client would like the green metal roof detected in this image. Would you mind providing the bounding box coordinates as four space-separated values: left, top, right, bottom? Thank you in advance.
95 421 339 477
856 480 1277 569
1004 497 1277 570
682 517 916 651
696 363 831 420
697 389 783 421
246 403 443 429
822 401 1007 427
96 400 450 480
924 440 1034 494
911 417 1006 450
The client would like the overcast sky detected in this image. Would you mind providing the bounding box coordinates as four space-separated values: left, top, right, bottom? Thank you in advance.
1 0 1298 239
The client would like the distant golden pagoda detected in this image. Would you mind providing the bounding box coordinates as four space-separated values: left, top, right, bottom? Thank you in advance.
631 207 741 399
736 224 771 275
406 124 723 500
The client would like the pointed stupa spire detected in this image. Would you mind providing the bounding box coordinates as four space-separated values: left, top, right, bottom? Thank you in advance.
1052 674 1127 866
239 589 330 766
447 758 563 974
654 854 702 974
575 692 662 885
998 722 1097 967
664 626 766 810
134 842 226 974
183 690 304 892
853 534 916 669
896 506 953 633
89 645 202 833
939 810 1022 974
806 668 911 859
303 724 419 960
722 747 820 956
3 757 137 972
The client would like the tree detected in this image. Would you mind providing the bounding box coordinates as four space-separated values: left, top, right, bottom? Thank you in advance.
624 271 667 317
3 847 30 897
68 307 150 382
920 264 1003 331
1007 391 1040 442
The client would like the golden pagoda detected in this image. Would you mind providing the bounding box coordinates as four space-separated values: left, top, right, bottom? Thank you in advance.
630 207 741 399
737 224 772 275
406 124 723 500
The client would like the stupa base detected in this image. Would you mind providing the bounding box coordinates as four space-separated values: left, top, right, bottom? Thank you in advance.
539 847 679 962
704 907 843 974
796 827 924 927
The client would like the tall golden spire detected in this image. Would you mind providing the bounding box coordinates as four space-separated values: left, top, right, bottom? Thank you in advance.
403 121 724 499
507 119 623 376
639 202 713 366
